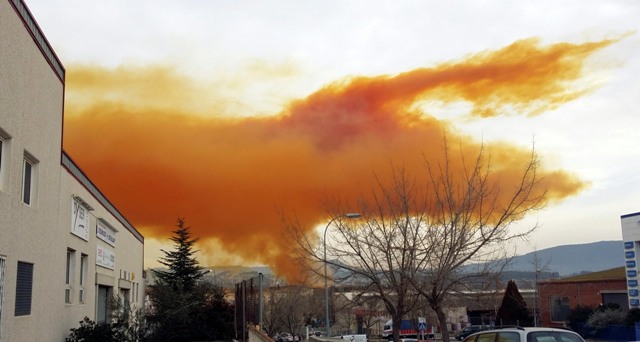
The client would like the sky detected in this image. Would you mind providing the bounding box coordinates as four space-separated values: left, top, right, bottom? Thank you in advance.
25 0 640 278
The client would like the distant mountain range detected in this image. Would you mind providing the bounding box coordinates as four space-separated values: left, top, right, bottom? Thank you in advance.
161 240 624 288
505 240 624 276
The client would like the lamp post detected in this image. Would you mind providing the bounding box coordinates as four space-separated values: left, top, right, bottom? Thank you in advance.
534 269 541 327
324 213 361 338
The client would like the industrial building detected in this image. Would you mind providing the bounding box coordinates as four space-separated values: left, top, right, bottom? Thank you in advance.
0 0 145 340
621 211 640 309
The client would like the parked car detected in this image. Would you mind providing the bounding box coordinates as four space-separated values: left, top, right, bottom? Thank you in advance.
277 333 294 342
456 325 489 340
462 327 584 342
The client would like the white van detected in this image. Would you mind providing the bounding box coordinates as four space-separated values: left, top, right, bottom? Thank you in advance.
341 334 367 342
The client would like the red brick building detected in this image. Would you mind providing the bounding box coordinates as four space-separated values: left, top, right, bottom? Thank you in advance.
537 267 627 327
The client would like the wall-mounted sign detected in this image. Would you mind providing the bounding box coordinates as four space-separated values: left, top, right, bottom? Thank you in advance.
625 241 635 249
630 289 639 297
96 219 116 246
71 198 90 241
96 245 115 270
631 299 640 307
628 270 637 278
626 251 636 259
629 280 638 287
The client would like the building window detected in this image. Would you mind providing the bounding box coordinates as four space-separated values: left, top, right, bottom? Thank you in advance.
79 254 88 304
22 152 38 206
66 249 76 304
15 261 33 316
119 288 130 314
0 256 6 338
0 128 11 192
550 296 570 322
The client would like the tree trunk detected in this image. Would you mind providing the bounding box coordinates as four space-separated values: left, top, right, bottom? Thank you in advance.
435 306 450 342
392 317 401 342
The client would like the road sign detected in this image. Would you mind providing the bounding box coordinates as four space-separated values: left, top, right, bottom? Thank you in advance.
418 322 427 331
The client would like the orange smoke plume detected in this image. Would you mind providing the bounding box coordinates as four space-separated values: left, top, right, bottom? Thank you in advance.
62 38 613 279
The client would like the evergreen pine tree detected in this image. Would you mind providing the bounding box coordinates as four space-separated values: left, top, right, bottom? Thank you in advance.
147 218 235 341
153 218 204 292
496 280 533 326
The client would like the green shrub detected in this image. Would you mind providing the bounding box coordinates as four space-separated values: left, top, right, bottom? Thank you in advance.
566 305 594 328
66 316 125 342
586 307 625 333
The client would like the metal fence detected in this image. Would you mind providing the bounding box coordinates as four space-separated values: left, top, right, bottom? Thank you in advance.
235 273 266 342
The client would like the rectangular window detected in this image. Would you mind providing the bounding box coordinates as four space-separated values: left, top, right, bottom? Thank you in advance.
0 139 3 191
550 296 570 322
497 332 519 342
476 333 497 342
15 261 33 316
119 288 130 313
0 128 11 192
21 152 38 206
79 254 88 304
0 256 6 338
22 159 32 204
65 249 76 304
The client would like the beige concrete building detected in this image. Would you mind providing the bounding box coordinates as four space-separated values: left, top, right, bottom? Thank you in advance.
0 0 145 340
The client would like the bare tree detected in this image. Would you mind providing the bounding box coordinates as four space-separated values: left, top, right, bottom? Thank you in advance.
357 295 387 337
262 279 286 337
288 168 431 342
262 278 320 337
278 285 310 336
288 141 546 342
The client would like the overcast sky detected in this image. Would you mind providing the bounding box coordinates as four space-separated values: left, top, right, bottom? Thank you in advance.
25 0 640 271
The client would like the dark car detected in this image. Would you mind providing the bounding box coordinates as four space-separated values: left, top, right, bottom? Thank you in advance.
455 325 489 340
277 333 294 342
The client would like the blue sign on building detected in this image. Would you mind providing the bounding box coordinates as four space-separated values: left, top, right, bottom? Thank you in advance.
628 270 637 277
626 251 636 258
625 241 635 249
631 299 640 307
627 260 637 268
629 280 638 287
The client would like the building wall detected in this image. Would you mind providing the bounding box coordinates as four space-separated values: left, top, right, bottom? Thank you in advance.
57 159 145 338
621 212 640 308
1 0 66 340
538 280 627 328
0 0 144 340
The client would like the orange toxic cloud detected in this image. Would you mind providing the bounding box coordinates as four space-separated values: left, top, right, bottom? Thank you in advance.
62 38 615 279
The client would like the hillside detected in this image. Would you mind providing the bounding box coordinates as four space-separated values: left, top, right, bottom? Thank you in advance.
165 241 625 288
507 240 623 276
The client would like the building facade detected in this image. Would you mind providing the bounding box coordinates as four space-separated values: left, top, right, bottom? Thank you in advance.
537 267 627 328
621 212 640 309
0 0 145 340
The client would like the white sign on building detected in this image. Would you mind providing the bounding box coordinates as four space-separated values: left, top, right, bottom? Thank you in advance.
96 219 117 246
71 198 90 241
96 245 115 270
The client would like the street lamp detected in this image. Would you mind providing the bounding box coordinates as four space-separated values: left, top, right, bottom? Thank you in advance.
534 269 541 327
324 213 361 338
